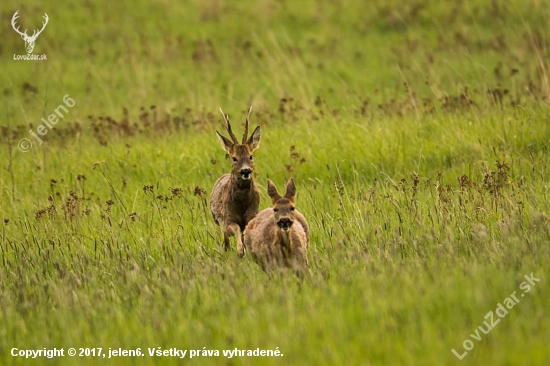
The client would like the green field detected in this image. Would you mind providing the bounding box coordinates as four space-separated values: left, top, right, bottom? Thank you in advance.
1 0 549 365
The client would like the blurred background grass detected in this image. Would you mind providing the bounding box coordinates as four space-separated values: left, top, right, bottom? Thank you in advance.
0 0 549 365
2 0 550 116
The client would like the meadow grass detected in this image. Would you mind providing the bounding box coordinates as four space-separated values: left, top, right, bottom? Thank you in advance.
1 0 550 365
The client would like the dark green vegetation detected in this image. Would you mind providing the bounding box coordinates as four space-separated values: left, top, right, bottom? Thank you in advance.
1 0 549 365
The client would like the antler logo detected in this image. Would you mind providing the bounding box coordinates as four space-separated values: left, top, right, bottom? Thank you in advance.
11 11 49 54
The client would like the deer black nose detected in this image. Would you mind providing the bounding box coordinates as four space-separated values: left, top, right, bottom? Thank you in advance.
277 218 293 231
240 168 252 178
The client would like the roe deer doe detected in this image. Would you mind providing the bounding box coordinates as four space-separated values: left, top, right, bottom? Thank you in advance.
210 107 261 257
245 178 310 275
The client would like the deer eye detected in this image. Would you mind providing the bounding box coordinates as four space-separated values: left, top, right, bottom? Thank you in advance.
250 155 253 160
232 157 237 162
290 207 295 211
273 208 278 213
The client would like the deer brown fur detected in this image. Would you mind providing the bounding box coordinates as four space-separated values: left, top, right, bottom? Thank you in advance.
245 178 310 275
210 107 261 256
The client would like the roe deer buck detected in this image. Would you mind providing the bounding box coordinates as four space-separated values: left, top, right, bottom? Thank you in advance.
210 107 261 257
245 178 310 275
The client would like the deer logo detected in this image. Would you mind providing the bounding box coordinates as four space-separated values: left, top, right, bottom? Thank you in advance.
11 11 49 54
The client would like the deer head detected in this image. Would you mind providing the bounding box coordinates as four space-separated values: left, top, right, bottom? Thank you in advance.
11 11 49 54
217 107 261 182
267 178 297 232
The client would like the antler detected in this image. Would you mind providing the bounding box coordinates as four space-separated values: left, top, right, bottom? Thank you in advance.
11 12 48 40
242 106 252 143
30 13 48 39
219 108 238 144
11 11 28 37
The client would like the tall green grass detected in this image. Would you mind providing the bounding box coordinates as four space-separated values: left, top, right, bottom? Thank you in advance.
1 0 549 365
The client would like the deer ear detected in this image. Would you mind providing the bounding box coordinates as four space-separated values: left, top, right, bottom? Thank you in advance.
267 179 281 203
284 178 296 201
216 131 234 153
247 126 261 151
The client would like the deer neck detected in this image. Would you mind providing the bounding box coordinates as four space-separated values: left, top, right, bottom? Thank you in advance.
278 229 291 251
231 175 254 191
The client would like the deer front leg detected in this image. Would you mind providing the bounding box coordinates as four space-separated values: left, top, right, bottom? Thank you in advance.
223 231 231 251
225 222 245 257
